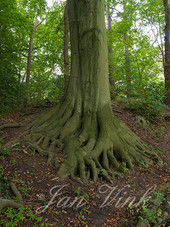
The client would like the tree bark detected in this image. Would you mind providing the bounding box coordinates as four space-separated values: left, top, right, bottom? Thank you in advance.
163 0 170 105
26 22 36 86
25 19 44 106
106 2 116 100
64 1 69 94
23 0 159 183
123 0 131 98
124 33 131 97
24 21 36 106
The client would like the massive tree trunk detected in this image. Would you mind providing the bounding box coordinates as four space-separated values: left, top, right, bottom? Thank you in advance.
64 2 69 94
23 0 158 183
163 0 170 105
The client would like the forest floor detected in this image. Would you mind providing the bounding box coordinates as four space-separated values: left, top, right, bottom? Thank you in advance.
0 101 169 227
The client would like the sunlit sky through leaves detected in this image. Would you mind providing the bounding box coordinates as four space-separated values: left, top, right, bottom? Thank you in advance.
47 0 64 7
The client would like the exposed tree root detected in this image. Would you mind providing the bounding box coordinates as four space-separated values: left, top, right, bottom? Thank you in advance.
18 100 160 183
0 116 35 131
0 123 22 131
0 176 24 213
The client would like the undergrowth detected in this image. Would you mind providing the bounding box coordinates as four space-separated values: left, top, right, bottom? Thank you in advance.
124 97 168 122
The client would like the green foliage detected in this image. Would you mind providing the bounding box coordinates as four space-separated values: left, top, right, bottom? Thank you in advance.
0 0 167 114
77 207 88 225
0 166 42 226
0 74 25 112
75 189 90 201
0 141 8 157
121 80 167 122
29 74 64 103
121 162 129 173
0 0 65 112
0 0 28 112
106 0 165 107
0 168 10 198
46 76 65 100
27 2 65 103
138 186 169 225
149 145 163 155
0 206 43 227
74 189 91 225
125 97 166 121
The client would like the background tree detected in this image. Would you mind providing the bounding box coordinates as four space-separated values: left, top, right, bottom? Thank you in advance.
123 0 132 97
28 1 66 103
138 0 166 101
21 0 47 105
163 0 170 104
106 0 116 99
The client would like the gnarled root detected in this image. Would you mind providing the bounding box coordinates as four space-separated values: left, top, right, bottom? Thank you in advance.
0 177 24 213
20 101 160 183
0 116 35 131
0 123 22 131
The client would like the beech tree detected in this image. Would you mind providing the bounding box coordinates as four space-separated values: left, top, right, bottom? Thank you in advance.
22 0 158 182
63 2 69 94
24 0 47 105
123 0 132 97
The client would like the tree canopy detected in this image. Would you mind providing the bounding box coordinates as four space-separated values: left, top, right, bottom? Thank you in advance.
0 0 168 112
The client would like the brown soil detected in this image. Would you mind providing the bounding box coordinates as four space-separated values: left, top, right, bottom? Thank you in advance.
0 103 169 227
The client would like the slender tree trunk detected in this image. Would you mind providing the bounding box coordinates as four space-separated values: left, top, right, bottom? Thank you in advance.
24 21 36 106
64 1 69 94
26 23 36 85
24 19 44 105
24 0 158 183
163 0 170 104
124 33 131 97
106 3 116 100
123 0 131 98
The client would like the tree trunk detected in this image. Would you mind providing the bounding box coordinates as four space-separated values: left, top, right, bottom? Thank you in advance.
26 27 35 86
64 1 69 94
24 19 44 105
163 0 170 105
106 2 116 100
124 33 131 97
24 21 36 106
24 0 159 183
123 0 131 98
